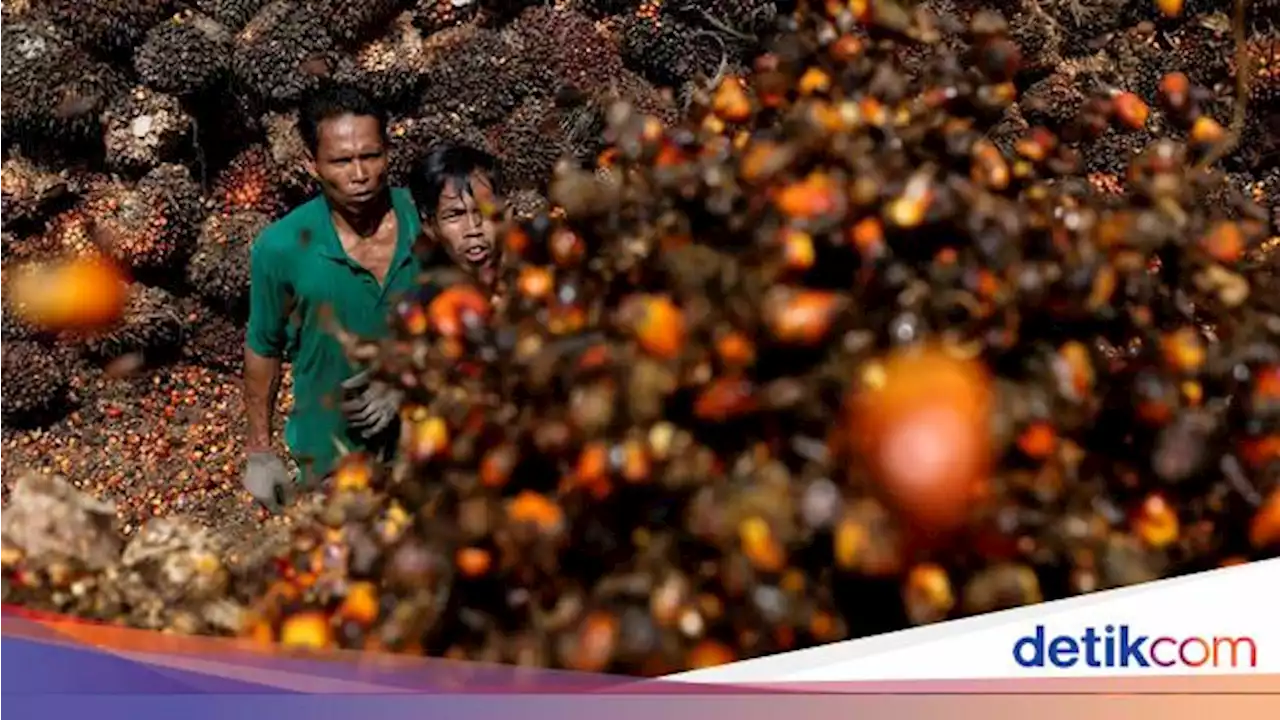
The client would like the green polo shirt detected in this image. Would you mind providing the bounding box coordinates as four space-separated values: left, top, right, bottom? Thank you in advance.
246 188 422 485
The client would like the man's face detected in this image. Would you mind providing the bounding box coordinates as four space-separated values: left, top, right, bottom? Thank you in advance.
307 114 388 213
430 172 502 283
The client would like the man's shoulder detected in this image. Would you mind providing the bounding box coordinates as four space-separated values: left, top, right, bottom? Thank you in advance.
390 187 414 205
389 187 419 221
254 195 330 254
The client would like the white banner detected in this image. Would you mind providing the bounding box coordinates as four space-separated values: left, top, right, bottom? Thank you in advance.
667 558 1280 682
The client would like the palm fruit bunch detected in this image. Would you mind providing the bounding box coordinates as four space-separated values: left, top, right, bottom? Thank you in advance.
485 4 684 191
507 187 552 220
194 0 269 30
134 10 236 98
231 0 340 108
412 0 480 34
490 96 583 189
1 341 71 428
594 69 680 126
618 0 731 90
569 0 644 17
1241 33 1280 109
332 11 434 112
209 144 290 218
229 0 1278 670
85 164 203 276
73 285 187 365
101 87 195 175
1 156 72 233
187 210 273 319
37 0 174 58
1 20 124 155
665 0 779 35
506 5 627 97
261 111 317 203
386 113 494 186
418 24 534 126
25 207 105 261
1102 21 1179 101
310 0 414 46
473 0 542 25
1160 9 1234 91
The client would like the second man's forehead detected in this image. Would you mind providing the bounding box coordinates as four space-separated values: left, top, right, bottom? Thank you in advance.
441 173 496 199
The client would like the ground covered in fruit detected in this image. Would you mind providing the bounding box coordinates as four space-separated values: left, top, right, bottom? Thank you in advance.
1 363 299 568
2 0 1279 675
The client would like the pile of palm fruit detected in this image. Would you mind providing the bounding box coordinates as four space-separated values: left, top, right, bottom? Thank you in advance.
2 0 1279 675
1 0 773 428
0 0 765 529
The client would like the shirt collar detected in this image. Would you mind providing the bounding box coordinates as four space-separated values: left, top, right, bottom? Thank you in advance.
313 190 418 273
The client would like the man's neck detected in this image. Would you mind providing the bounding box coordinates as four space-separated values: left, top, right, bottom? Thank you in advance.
329 192 392 239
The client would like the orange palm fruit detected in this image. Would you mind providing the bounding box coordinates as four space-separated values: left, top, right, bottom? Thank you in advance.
619 294 686 359
9 257 128 332
847 346 994 533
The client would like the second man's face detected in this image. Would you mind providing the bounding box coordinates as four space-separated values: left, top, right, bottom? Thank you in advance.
309 114 389 214
432 172 502 284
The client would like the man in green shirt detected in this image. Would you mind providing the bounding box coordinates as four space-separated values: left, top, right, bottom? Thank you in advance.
242 84 420 512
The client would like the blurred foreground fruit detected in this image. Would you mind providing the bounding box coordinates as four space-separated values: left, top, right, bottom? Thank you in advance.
8 257 129 332
848 346 994 535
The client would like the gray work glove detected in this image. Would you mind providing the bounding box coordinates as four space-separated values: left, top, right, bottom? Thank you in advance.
340 370 404 439
243 451 292 514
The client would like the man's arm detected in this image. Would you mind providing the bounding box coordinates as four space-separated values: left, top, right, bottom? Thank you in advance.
244 237 289 451
244 349 281 451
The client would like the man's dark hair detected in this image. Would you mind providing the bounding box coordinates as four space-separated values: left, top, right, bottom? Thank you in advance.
297 83 388 154
409 144 504 221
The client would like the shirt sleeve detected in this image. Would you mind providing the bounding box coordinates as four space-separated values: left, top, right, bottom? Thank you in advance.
245 235 290 358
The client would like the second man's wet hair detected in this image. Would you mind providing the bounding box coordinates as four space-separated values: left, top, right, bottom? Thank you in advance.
297 83 388 155
409 144 504 221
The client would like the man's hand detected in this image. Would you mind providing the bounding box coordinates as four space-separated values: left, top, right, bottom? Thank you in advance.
243 451 292 514
340 371 404 439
